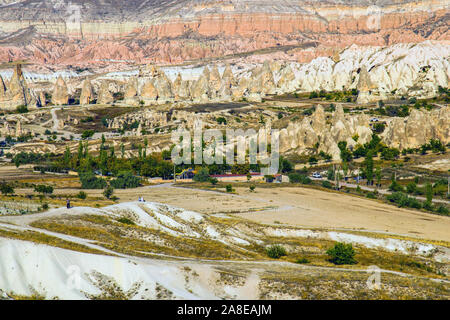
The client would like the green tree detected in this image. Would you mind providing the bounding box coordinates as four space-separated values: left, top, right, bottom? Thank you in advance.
193 167 210 182
81 130 94 140
375 167 382 187
406 182 417 194
120 143 125 159
280 156 293 173
425 183 433 205
209 177 218 186
0 182 14 195
364 151 374 185
77 191 87 199
103 185 114 199
34 185 54 195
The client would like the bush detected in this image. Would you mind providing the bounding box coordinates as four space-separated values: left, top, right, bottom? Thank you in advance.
226 184 233 193
288 173 312 184
216 117 227 125
34 184 54 195
406 182 417 194
81 130 95 140
209 177 218 186
388 181 404 192
296 258 310 264
77 191 87 200
322 180 333 189
366 192 377 199
266 245 287 259
79 171 107 189
436 206 449 215
193 167 210 182
423 201 433 212
0 182 14 195
326 242 357 265
387 192 422 209
110 172 141 189
249 185 256 192
117 217 135 225
16 105 28 114
103 185 114 199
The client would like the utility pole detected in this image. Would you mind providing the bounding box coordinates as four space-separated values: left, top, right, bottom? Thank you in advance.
174 164 176 183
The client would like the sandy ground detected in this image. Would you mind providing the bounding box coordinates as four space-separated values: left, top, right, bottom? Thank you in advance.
12 184 449 242
233 187 450 242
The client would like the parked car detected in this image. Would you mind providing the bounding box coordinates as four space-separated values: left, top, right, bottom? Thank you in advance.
312 172 322 179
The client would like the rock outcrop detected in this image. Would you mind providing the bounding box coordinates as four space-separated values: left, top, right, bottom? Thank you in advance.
51 76 69 106
80 79 94 105
0 64 36 110
280 105 450 160
382 107 450 150
97 81 114 105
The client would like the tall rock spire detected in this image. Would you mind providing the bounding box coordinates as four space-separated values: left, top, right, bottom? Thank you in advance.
52 76 69 105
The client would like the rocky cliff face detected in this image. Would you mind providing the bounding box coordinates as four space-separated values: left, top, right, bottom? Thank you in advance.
0 0 448 68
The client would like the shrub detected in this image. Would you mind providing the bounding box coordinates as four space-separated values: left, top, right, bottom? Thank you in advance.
209 177 218 186
16 105 28 114
226 184 233 193
436 206 449 215
322 180 333 189
387 192 422 209
79 171 107 189
388 181 404 192
423 201 433 212
117 217 135 225
103 185 114 199
216 117 227 125
288 173 312 184
266 245 287 259
326 242 357 265
249 184 256 192
34 184 54 195
425 183 433 203
406 182 417 194
366 192 377 199
308 156 318 164
110 172 141 189
0 182 14 195
77 191 87 200
296 258 310 264
193 167 210 182
81 130 95 140
42 203 49 210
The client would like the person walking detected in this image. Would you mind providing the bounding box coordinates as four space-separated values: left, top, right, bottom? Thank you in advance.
66 199 71 209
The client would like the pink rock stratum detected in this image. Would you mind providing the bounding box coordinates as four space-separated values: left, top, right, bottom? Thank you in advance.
0 0 448 70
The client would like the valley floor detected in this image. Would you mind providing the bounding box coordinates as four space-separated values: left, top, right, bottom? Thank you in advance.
0 183 449 300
